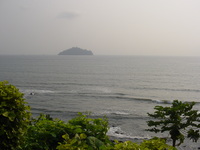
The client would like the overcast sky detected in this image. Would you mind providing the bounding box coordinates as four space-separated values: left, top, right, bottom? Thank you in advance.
1 0 200 56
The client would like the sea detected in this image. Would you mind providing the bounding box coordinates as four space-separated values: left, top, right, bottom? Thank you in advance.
0 55 200 147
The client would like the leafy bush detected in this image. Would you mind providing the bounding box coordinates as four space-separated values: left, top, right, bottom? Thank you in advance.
139 137 176 150
67 112 110 143
0 81 30 150
57 112 112 150
23 114 69 150
57 136 175 150
57 133 108 150
112 140 140 150
56 133 89 150
112 137 176 150
23 112 111 150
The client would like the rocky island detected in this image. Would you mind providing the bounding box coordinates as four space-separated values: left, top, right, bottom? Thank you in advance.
58 47 93 55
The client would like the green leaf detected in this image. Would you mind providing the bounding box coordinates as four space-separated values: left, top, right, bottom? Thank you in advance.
2 111 9 117
80 133 87 140
51 133 57 137
75 128 83 133
62 134 70 140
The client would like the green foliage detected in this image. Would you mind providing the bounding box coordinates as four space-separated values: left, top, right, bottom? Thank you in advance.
56 133 89 150
23 114 69 150
57 133 107 150
139 137 176 150
112 140 140 150
87 136 107 149
57 112 112 150
57 133 175 150
0 81 30 150
147 100 200 147
111 137 176 150
67 112 110 143
23 112 111 150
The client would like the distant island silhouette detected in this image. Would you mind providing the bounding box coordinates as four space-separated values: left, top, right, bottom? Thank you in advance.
58 47 93 55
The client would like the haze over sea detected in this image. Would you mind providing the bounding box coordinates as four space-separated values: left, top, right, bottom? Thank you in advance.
1 55 200 147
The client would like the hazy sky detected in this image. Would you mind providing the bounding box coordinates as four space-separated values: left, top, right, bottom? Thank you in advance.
1 0 200 56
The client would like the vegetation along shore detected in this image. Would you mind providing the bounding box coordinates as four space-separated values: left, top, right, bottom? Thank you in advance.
1 81 200 150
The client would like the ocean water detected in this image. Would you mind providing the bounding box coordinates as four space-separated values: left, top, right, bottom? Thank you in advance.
1 55 200 143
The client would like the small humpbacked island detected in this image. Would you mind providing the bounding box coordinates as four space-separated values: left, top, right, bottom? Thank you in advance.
58 47 93 55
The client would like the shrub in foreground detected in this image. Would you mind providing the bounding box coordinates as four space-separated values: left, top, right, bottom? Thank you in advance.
67 112 110 143
139 137 176 150
57 112 112 150
0 81 30 150
109 137 175 150
23 112 111 150
23 114 69 150
57 136 176 150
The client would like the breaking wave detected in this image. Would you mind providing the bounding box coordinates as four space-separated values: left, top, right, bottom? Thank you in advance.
107 126 150 140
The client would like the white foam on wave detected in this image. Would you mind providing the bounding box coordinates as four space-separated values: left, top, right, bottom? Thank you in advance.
102 110 130 115
32 89 55 93
65 86 112 95
107 126 150 140
20 89 56 96
152 99 172 104
107 126 125 137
